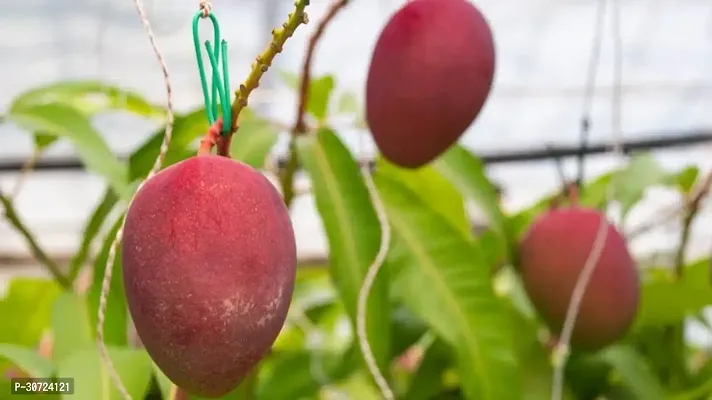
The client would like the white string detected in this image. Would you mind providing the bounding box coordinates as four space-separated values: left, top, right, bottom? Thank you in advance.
355 130 395 400
550 0 625 398
95 0 176 398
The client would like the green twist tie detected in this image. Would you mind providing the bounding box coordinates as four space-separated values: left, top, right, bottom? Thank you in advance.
192 11 232 135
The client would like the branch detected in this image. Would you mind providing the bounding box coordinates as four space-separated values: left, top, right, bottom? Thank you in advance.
674 171 712 276
281 0 349 208
0 190 71 289
229 1 311 133
293 0 348 134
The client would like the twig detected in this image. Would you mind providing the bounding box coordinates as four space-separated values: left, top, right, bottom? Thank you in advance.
551 0 621 398
674 171 712 276
280 0 342 208
228 0 311 133
0 190 71 289
95 0 176 398
626 171 712 240
10 151 40 200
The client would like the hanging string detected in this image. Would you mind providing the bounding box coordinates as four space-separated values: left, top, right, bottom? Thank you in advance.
192 5 232 135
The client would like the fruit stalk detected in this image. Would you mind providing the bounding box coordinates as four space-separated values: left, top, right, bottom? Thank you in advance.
228 0 311 135
280 0 349 208
0 190 71 288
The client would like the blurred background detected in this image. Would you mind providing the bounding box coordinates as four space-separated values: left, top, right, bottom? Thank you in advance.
2 0 712 341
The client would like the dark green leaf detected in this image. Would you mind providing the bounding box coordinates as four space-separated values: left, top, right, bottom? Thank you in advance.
296 128 391 370
87 215 128 347
373 172 521 400
599 345 667 400
8 104 131 199
0 344 55 378
405 340 452 400
68 191 119 281
56 347 152 400
34 132 59 151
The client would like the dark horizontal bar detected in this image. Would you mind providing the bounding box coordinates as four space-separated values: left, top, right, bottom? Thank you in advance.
1 128 711 173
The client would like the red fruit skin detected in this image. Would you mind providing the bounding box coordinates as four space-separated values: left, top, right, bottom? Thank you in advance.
518 208 640 351
365 0 495 168
122 155 297 398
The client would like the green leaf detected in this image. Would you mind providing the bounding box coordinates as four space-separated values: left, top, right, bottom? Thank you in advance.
405 340 452 400
50 293 95 363
68 191 119 281
307 75 335 121
87 216 128 347
434 145 505 242
0 343 55 378
56 347 152 400
12 80 164 119
7 104 131 199
277 70 300 89
0 278 62 347
599 345 667 400
229 115 279 168
612 153 668 218
634 259 712 329
276 71 335 121
337 92 360 114
667 165 699 194
373 172 520 400
296 128 391 370
34 132 59 151
378 159 470 237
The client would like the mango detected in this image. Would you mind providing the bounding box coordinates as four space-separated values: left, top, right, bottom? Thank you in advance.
518 207 639 351
365 0 496 168
122 155 297 397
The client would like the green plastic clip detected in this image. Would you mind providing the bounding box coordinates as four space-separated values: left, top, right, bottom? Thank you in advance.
192 11 232 135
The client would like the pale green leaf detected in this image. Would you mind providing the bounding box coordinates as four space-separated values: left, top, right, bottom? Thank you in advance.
373 172 520 400
50 293 94 363
0 278 62 347
229 116 279 168
0 343 55 378
434 145 510 260
307 75 335 121
7 104 131 199
12 80 164 119
613 153 668 218
377 159 470 237
296 128 391 370
56 347 152 400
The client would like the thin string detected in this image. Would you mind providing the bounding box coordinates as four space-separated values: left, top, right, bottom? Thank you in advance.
550 0 625 398
355 130 395 400
96 0 176 398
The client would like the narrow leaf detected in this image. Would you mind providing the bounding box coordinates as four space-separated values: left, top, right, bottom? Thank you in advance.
296 128 391 370
0 343 55 378
434 145 509 258
8 104 131 199
374 172 520 400
599 345 667 400
56 347 152 400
